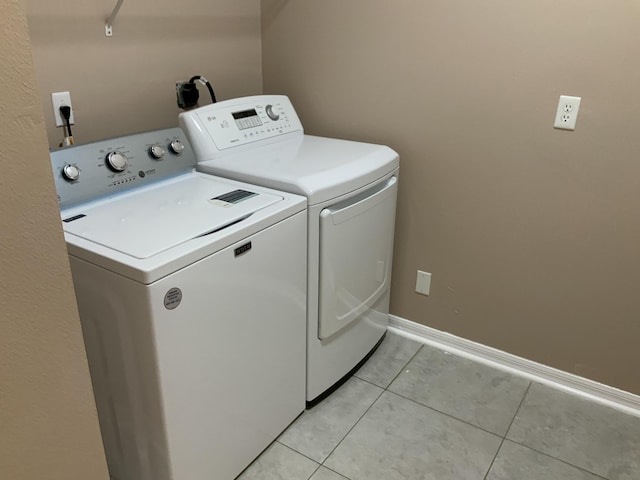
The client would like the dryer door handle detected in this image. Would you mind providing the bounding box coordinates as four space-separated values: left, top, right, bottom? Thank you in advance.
321 175 397 225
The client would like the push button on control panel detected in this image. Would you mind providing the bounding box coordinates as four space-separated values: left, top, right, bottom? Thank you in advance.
236 116 263 130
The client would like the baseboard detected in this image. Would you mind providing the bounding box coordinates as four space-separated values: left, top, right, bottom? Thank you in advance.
388 315 640 418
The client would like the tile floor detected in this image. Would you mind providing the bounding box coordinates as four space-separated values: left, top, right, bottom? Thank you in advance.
237 332 640 480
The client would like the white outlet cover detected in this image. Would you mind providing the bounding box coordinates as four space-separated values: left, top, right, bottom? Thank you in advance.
554 95 581 130
51 91 74 127
416 270 431 296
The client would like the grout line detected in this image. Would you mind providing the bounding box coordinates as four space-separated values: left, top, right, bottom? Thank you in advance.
306 463 321 480
353 342 424 391
385 389 505 438
311 336 424 474
279 335 416 471
379 340 521 439
382 341 531 438
502 383 609 479
504 440 610 480
317 465 351 479
504 381 533 439
353 375 386 390
318 386 386 466
481 437 505 480
316 335 427 467
384 343 425 389
275 441 323 466
481 382 532 480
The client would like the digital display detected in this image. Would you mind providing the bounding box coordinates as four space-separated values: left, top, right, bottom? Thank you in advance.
232 109 263 130
232 109 258 120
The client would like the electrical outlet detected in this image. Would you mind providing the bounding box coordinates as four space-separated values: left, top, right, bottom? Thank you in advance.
176 81 199 109
416 270 431 296
51 91 74 127
554 95 581 130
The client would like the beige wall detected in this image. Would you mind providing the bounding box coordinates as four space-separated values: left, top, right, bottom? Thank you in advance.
0 1 109 479
26 0 262 147
0 1 262 476
262 0 640 395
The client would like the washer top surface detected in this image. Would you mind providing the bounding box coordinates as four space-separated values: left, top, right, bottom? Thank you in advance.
197 134 398 205
61 171 305 284
62 174 282 260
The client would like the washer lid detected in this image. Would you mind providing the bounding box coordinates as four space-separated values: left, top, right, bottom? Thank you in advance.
61 175 282 259
196 135 399 205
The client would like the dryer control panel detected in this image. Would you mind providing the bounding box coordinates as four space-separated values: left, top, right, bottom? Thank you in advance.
50 128 196 209
179 95 304 155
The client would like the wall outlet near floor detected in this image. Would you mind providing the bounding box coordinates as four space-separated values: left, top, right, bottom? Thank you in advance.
554 95 581 130
416 270 431 296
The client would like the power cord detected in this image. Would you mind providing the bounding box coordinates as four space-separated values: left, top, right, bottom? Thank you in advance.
176 75 217 109
59 105 74 147
189 75 217 104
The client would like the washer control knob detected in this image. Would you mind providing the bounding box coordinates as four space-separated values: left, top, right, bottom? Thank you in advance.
265 104 280 121
106 151 129 172
149 144 166 159
62 163 80 182
169 139 185 155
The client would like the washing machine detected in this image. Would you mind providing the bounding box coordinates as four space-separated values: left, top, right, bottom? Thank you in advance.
179 95 399 404
49 128 307 480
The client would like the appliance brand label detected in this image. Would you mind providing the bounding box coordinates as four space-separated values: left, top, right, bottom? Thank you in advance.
63 214 86 223
164 287 182 310
234 242 252 257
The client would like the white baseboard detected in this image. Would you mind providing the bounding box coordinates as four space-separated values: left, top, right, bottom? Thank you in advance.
388 315 640 418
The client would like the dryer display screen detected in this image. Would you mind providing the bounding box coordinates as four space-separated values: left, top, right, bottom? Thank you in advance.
232 109 263 130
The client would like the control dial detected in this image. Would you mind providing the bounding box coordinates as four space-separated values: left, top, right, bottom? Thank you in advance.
149 144 166 159
62 163 80 182
169 139 185 155
105 151 129 172
265 104 280 121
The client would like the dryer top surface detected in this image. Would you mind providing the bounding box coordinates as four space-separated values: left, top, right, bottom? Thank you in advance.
197 135 399 205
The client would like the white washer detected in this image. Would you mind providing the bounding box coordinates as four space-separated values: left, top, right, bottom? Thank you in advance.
180 96 399 404
50 128 307 480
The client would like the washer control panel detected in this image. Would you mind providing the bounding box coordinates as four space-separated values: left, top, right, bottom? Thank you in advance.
180 95 303 152
50 128 196 209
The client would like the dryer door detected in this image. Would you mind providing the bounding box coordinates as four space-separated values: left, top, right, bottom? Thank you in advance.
318 176 397 340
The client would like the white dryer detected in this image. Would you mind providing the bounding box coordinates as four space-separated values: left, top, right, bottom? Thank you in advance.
50 128 307 480
180 96 399 404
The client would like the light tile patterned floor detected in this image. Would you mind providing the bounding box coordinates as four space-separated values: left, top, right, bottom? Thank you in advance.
237 332 640 480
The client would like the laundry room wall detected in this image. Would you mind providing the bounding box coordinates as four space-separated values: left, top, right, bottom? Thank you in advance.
26 0 262 148
261 0 640 395
0 1 110 479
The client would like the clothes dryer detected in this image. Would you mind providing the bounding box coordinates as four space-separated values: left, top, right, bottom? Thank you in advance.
180 96 399 404
50 128 307 480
